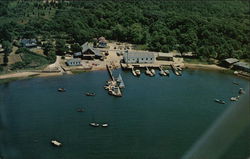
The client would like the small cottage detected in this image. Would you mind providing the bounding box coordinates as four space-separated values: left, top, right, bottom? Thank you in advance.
20 39 37 48
66 59 82 66
98 37 107 48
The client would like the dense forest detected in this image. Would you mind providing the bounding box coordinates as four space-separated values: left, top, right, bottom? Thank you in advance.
0 0 249 62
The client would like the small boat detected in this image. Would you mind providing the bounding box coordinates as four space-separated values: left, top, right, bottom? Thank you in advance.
77 108 84 112
151 69 155 75
89 122 99 127
239 88 245 94
177 67 182 71
101 123 109 127
159 70 167 76
214 99 226 104
230 97 239 101
51 140 62 147
135 69 141 76
164 70 170 76
132 69 137 76
232 82 239 85
58 88 66 92
85 92 96 96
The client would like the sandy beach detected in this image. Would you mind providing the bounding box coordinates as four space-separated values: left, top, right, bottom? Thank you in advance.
184 63 227 71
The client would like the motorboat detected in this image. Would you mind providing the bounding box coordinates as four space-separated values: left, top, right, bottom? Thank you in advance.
214 99 226 104
58 88 66 92
102 123 109 127
51 140 62 147
85 92 96 96
151 69 155 75
89 122 99 127
159 70 167 76
135 69 141 76
239 88 245 94
77 108 84 112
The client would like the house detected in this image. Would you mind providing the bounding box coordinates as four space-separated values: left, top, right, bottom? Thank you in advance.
233 62 250 73
98 37 107 48
221 58 239 68
20 39 37 48
73 52 82 58
182 52 197 58
123 51 156 64
0 44 4 53
66 59 82 66
156 53 174 61
81 42 103 60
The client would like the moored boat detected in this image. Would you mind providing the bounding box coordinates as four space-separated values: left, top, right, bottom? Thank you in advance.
159 70 166 76
214 99 226 104
151 69 155 75
102 123 109 127
77 108 84 112
239 88 245 94
89 122 99 127
132 69 137 76
85 92 96 96
165 70 170 76
58 88 66 92
230 97 238 101
51 140 62 147
135 69 141 76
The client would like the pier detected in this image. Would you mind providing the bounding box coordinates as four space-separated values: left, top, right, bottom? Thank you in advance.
105 64 123 97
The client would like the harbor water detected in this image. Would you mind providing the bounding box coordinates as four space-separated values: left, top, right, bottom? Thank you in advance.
0 69 249 159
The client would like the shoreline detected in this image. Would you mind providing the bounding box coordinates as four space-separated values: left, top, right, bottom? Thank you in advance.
0 63 248 83
183 63 227 71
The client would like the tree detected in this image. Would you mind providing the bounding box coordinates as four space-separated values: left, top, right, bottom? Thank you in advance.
43 42 53 56
71 43 82 53
55 39 68 56
2 41 12 55
3 53 8 66
47 50 56 63
0 65 3 72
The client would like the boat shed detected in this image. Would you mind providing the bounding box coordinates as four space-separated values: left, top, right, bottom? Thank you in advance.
123 51 155 64
221 58 239 68
81 42 103 60
66 59 82 66
233 62 250 73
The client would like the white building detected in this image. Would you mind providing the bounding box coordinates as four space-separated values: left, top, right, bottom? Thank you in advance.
123 51 156 64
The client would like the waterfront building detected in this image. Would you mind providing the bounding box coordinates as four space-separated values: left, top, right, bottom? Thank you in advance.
233 62 250 73
221 58 239 68
123 51 156 64
156 53 174 61
73 42 103 60
66 58 82 66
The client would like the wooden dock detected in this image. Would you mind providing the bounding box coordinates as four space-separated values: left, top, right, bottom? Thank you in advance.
105 64 123 97
106 64 115 81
